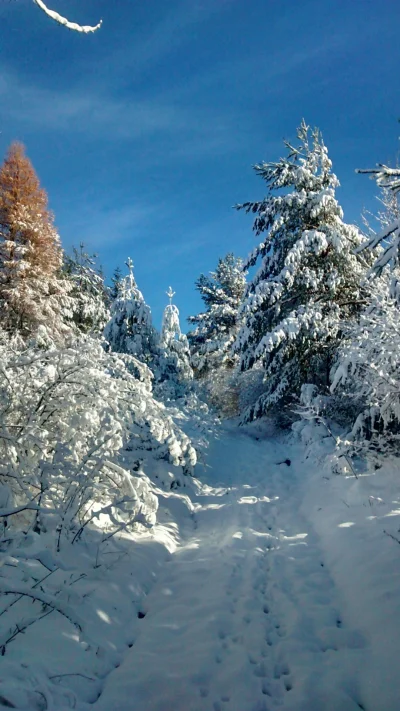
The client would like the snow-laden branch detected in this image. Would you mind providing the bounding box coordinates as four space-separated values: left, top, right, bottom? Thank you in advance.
0 579 84 632
33 0 102 33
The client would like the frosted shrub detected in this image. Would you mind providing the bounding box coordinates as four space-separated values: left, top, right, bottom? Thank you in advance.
0 330 196 546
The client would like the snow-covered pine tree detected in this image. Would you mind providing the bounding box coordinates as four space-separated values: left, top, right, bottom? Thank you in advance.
156 287 193 400
63 243 110 334
235 121 370 421
187 253 246 377
104 257 159 364
0 142 70 342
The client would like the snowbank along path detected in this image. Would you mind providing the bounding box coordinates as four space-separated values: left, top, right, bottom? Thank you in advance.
95 423 398 711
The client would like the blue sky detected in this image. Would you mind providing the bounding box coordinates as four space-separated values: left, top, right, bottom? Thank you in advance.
0 0 399 328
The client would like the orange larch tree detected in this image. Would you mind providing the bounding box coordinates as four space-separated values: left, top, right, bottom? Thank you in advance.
0 142 70 340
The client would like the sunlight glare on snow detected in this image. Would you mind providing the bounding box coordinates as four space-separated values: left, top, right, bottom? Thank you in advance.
384 508 400 518
338 521 356 528
248 528 275 538
238 494 276 504
180 541 200 551
61 631 81 642
281 532 308 541
97 609 112 624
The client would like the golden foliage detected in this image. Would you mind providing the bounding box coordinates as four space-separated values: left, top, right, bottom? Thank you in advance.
0 142 67 338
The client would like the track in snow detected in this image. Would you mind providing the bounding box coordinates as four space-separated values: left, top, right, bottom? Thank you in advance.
94 427 371 711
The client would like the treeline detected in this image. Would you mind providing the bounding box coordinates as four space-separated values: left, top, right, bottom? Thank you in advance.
1 123 400 474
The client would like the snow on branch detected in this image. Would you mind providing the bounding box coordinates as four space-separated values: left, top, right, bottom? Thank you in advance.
356 165 400 273
33 0 102 33
357 166 400 195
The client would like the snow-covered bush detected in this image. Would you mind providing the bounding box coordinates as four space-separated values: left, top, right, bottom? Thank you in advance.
0 328 198 677
329 279 400 462
195 365 239 419
0 331 196 548
235 120 370 421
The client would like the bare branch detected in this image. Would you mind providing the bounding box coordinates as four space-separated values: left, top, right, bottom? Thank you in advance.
384 530 400 545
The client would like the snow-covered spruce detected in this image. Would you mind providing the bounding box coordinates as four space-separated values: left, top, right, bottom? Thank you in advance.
110 265 124 300
63 243 110 335
104 258 159 365
188 253 246 378
235 120 370 421
155 287 193 401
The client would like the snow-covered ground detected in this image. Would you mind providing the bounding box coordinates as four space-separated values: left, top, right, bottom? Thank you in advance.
94 422 400 711
2 420 400 710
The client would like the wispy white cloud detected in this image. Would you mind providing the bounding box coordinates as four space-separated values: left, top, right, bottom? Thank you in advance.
58 202 159 253
0 65 245 160
0 69 180 135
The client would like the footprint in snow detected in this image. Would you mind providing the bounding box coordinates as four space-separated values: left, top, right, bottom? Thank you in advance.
261 680 272 697
253 661 268 678
273 661 290 678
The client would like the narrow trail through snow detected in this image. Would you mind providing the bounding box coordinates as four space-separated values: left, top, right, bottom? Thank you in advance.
94 427 374 711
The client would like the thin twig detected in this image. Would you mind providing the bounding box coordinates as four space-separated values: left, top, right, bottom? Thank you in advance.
49 672 96 681
384 530 400 545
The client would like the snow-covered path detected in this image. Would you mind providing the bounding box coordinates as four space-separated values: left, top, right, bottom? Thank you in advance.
94 426 398 711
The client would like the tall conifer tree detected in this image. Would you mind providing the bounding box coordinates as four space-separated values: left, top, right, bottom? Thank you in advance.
63 243 110 334
187 253 246 377
235 121 370 420
0 142 69 341
104 258 158 363
156 287 193 400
